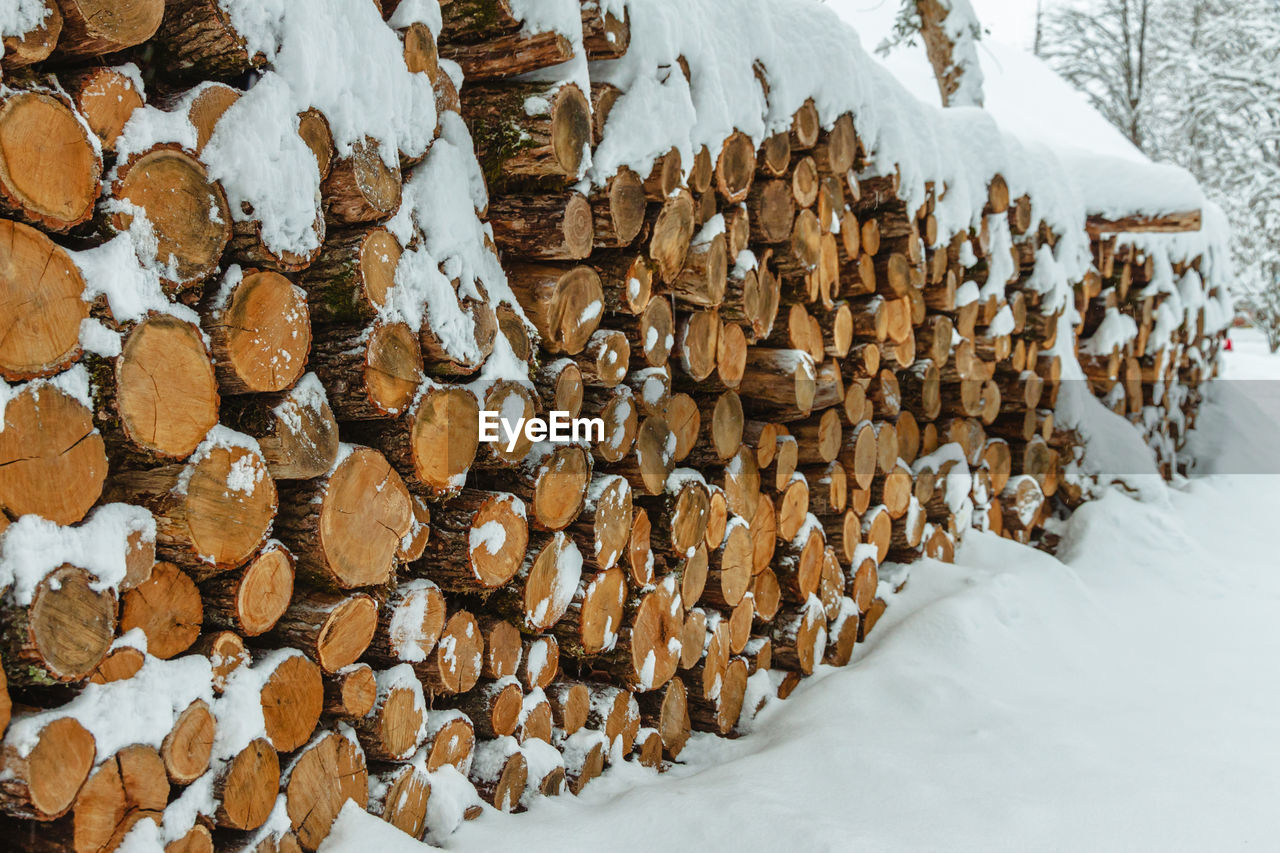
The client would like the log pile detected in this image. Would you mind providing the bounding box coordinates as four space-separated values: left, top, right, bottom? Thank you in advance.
0 1 1225 850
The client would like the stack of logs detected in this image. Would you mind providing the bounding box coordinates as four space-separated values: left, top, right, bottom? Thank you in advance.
0 1 1223 851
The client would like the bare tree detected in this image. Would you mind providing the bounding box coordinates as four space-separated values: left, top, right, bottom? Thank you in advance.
1040 0 1155 150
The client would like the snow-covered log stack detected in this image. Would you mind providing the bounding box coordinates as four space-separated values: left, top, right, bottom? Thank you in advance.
0 0 1229 849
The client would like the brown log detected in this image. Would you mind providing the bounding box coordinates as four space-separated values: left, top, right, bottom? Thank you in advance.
412 489 528 592
58 66 144 153
715 131 756 203
359 383 481 499
323 664 376 720
352 668 427 762
283 729 368 850
0 715 95 820
417 609 482 696
119 561 202 659
109 145 231 289
421 710 476 772
212 738 278 831
507 264 604 355
771 598 827 674
0 381 106 526
253 652 325 753
309 321 423 421
364 579 447 669
636 676 690 759
88 314 221 463
192 630 247 694
1 564 115 686
489 192 594 261
589 167 646 249
294 226 401 328
599 576 683 692
202 269 311 395
738 348 816 418
647 189 696 284
0 0 62 69
461 81 591 191
0 219 87 381
535 357 585 420
275 445 411 589
703 519 753 609
219 375 341 481
321 136 401 225
162 700 215 786
50 0 161 59
369 764 430 840
0 83 100 233
272 590 378 674
469 737 526 812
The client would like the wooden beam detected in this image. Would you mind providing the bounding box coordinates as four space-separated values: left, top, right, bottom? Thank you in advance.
1086 209 1201 238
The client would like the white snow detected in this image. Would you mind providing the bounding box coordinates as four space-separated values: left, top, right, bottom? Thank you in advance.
73 234 201 326
4 654 213 760
0 503 156 606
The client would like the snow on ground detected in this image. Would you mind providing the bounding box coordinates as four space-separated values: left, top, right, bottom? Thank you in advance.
326 333 1280 852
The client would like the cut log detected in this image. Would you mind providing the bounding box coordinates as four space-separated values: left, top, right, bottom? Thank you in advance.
636 676 689 759
648 189 696 284
715 131 756 203
369 764 429 840
546 682 591 736
295 226 401 327
489 192 594 260
323 137 402 225
0 84 101 232
673 309 720 383
220 375 341 481
256 652 325 753
0 0 62 69
283 729 368 850
274 445 412 589
419 609 483 696
59 66 144 153
421 710 475 772
272 590 379 674
770 598 826 674
364 579 446 669
359 383 481 499
309 321 424 420
468 737 526 812
105 438 276 578
738 348 816 418
162 700 215 786
352 668 427 762
598 576 682 692
507 264 604 355
193 630 247 693
323 664 376 721
120 562 202 659
519 635 559 692
2 564 115 686
213 738 278 831
412 490 528 591
461 82 591 191
90 314 221 462
202 269 311 395
0 220 87 381
591 167 646 248
109 145 231 288
0 715 95 820
51 0 163 59
0 382 106 526
574 474 634 571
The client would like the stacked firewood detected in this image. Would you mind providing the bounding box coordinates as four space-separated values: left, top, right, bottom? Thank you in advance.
1068 215 1224 484
0 1 1224 851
